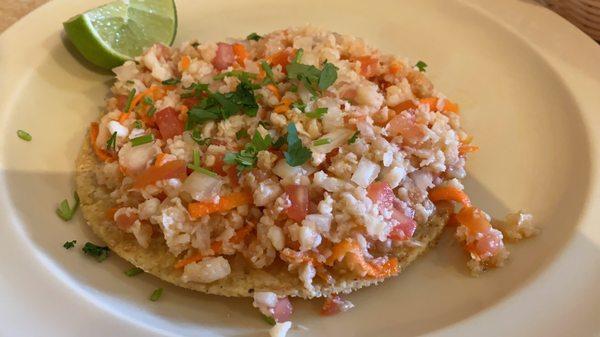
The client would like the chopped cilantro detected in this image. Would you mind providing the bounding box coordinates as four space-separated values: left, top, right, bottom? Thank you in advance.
187 150 202 171
236 129 249 140
284 123 312 166
313 138 331 146
258 120 272 129
150 288 163 301
124 267 144 277
262 314 276 326
161 78 180 85
273 135 286 149
415 60 428 72
318 62 338 90
214 70 257 81
143 96 154 105
286 50 338 97
56 192 79 221
348 131 360 144
246 32 262 41
191 129 211 145
133 120 144 129
17 130 32 141
181 83 209 99
305 107 327 119
225 131 273 171
63 240 76 249
106 132 117 151
82 242 109 262
124 88 136 113
146 106 157 117
291 101 306 112
131 134 154 147
261 61 275 84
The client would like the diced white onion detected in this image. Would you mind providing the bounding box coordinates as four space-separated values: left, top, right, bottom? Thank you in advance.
310 128 355 154
182 171 223 201
351 157 381 188
272 159 316 179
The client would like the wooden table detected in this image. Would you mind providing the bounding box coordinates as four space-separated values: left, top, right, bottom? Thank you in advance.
0 0 50 33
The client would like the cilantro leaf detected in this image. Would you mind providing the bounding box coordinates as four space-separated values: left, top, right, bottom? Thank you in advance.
291 101 306 112
415 60 427 72
124 267 144 277
246 32 262 41
63 240 76 249
56 192 79 221
261 61 275 84
82 242 110 262
214 70 257 81
305 107 327 119
225 131 273 171
236 129 249 140
161 78 181 85
191 130 211 145
106 132 117 151
348 131 360 144
318 62 338 89
17 130 32 141
124 88 136 113
284 123 312 166
252 131 273 151
150 288 163 301
262 314 276 326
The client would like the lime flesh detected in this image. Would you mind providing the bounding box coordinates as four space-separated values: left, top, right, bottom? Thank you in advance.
63 0 177 70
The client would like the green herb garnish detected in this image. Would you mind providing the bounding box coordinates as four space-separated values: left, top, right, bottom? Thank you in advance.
258 120 272 129
348 131 360 144
291 101 306 113
17 130 32 141
313 138 331 146
191 129 210 145
124 267 144 277
150 288 163 301
261 61 275 84
143 96 154 105
124 88 136 113
161 78 181 85
106 132 117 151
224 131 273 171
214 70 257 81
131 134 154 147
318 61 339 90
56 192 79 221
146 106 157 117
415 60 427 72
284 123 312 166
133 120 144 129
181 82 209 99
236 129 249 140
63 240 77 249
82 242 109 262
246 32 262 41
305 107 327 119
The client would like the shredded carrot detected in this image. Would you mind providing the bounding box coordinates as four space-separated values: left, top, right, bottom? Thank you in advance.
266 83 281 101
325 239 356 266
429 186 472 207
230 224 254 244
154 153 169 167
118 112 130 123
188 191 252 218
459 144 480 155
392 100 417 113
174 253 203 269
455 206 492 234
273 98 293 113
181 55 191 71
89 123 114 162
257 67 266 81
133 160 187 189
232 43 248 65
389 61 402 75
420 97 460 114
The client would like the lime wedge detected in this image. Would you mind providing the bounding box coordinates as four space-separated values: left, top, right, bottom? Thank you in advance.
63 0 177 70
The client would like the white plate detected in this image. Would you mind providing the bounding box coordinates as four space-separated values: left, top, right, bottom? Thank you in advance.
0 0 599 336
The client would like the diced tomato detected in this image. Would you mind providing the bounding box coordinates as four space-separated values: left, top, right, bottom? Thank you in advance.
273 297 293 323
155 107 184 140
456 207 492 234
213 42 235 70
115 211 138 231
285 184 308 222
181 97 199 108
321 295 354 316
115 94 128 111
386 113 426 142
389 210 417 240
367 182 395 210
133 159 187 189
466 231 504 259
357 56 379 78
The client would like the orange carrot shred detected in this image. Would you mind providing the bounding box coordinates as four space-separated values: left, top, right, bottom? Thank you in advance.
174 253 203 269
89 123 114 162
459 144 480 155
232 43 248 65
181 55 191 71
188 191 252 218
429 186 472 207
266 84 281 101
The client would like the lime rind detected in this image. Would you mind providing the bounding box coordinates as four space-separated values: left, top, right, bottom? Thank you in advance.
63 0 177 70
